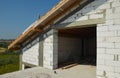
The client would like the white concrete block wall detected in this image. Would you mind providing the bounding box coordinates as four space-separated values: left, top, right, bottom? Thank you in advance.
22 37 39 66
57 0 120 78
20 0 120 78
43 29 58 69
96 0 120 78
61 0 106 24
43 34 53 69
22 43 39 65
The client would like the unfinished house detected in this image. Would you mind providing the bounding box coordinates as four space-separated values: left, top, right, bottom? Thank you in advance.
8 0 120 78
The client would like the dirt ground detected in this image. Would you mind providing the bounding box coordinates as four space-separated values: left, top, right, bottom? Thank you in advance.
0 65 96 78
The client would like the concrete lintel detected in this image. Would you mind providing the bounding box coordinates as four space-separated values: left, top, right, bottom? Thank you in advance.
53 18 105 29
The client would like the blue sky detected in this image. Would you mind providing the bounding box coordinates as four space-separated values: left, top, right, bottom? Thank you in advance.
0 0 59 39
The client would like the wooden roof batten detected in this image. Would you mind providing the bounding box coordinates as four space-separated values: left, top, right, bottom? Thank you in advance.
8 0 83 50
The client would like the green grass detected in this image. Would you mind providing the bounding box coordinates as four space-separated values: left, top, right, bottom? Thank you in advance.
0 47 6 53
0 41 20 75
0 51 20 75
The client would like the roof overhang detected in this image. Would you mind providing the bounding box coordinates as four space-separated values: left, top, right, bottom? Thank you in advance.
8 0 84 50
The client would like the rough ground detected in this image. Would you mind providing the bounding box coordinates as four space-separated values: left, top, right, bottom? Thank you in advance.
0 65 96 78
0 47 6 53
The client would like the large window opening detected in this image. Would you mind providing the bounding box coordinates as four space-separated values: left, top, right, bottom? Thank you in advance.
58 26 96 68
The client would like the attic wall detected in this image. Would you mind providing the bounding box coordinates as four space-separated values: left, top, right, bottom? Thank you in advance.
22 37 39 66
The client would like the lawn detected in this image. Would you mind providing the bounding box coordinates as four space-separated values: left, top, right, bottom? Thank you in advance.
0 51 20 75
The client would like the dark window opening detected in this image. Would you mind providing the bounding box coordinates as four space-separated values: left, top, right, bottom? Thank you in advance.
58 26 96 68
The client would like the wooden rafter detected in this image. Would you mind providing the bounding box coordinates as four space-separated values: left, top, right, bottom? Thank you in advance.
8 0 83 50
42 0 83 29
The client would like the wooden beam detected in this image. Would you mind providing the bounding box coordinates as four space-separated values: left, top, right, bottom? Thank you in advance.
42 0 84 29
20 32 39 45
8 26 34 50
8 0 84 50
33 28 43 32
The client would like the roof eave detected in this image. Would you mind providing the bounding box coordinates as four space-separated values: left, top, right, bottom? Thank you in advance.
8 0 83 50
